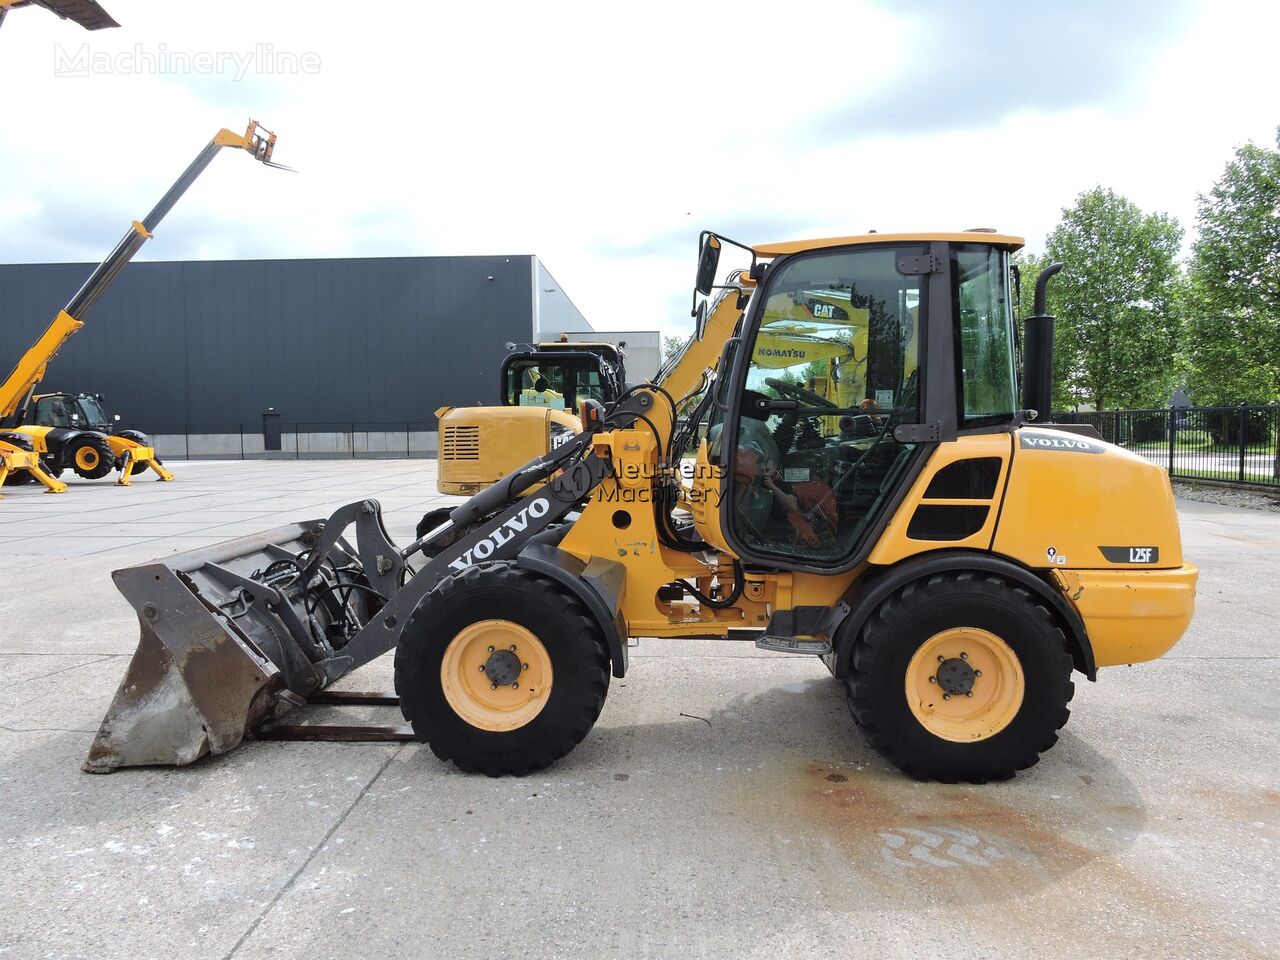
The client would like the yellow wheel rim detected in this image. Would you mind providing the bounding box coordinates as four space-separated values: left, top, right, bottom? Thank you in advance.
75 447 99 470
440 619 553 732
905 627 1024 743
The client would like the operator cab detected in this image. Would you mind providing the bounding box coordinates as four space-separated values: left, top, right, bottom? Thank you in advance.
500 342 626 411
30 392 119 431
698 233 1023 571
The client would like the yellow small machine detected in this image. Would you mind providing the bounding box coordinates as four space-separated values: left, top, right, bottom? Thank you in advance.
21 392 174 484
87 228 1197 786
435 340 625 491
0 120 280 495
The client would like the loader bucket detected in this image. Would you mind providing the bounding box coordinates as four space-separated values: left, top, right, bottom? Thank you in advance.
85 505 402 772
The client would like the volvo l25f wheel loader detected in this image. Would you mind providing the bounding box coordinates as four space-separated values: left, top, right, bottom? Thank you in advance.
85 230 1197 784
0 120 281 495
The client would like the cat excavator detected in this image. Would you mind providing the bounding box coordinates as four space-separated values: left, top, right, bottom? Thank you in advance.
0 120 281 495
85 229 1197 784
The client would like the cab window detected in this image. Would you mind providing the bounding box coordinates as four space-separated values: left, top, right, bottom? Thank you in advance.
727 245 923 565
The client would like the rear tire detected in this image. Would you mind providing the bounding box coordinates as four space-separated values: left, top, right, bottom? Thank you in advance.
846 572 1074 784
394 562 610 775
69 436 114 480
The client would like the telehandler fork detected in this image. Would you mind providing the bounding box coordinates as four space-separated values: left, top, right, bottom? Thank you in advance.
86 231 1198 783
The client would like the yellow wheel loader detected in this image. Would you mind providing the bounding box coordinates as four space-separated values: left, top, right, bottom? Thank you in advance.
85 230 1197 785
0 120 282 495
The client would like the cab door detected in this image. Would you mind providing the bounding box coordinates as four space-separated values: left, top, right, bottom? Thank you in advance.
719 243 937 570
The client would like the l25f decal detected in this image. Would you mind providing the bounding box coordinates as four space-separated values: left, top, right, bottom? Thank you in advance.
1099 545 1160 564
1018 430 1103 454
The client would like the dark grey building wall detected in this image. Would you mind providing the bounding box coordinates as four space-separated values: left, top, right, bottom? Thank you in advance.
0 255 543 428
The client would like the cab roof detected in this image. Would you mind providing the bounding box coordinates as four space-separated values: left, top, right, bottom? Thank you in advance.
753 231 1025 257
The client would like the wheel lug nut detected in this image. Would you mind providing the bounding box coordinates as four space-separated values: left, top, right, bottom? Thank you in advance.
974 669 982 678
478 664 486 672
487 646 494 653
928 676 936 684
943 693 951 700
510 645 517 651
490 683 497 690
937 655 945 663
960 652 968 660
522 663 529 670
966 691 973 698
511 682 519 689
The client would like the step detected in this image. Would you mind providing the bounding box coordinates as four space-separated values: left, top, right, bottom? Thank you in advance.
755 635 832 656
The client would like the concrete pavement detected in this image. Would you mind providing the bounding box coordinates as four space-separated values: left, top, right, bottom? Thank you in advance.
0 461 1276 959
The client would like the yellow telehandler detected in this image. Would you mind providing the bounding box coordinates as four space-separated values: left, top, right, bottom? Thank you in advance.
0 120 281 494
85 229 1197 784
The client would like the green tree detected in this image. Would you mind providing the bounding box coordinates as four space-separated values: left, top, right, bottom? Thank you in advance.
1042 188 1185 411
1185 130 1280 405
662 334 687 366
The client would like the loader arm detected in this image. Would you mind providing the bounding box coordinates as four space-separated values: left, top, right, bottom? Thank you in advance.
0 121 279 428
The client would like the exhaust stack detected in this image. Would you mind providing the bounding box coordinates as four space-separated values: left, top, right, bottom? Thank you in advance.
1022 262 1064 422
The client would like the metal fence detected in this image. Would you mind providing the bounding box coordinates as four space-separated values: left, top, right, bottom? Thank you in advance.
135 421 440 460
1055 404 1280 488
134 406 1280 488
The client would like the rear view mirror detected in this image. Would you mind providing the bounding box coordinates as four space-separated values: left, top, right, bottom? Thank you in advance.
695 234 721 296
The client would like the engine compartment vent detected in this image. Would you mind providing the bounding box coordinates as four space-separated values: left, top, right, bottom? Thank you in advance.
441 425 480 461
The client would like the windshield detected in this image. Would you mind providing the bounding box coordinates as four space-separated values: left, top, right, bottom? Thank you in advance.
504 358 608 410
76 396 109 425
953 245 1018 425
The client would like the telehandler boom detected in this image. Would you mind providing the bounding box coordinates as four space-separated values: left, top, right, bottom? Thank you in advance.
86 230 1197 784
0 120 281 492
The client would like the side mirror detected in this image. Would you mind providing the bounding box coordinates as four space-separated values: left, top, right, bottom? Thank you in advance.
694 299 708 340
113 414 121 422
695 234 721 296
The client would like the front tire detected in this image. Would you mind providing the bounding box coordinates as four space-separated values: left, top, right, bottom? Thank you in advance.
846 572 1074 783
69 436 114 480
394 562 610 775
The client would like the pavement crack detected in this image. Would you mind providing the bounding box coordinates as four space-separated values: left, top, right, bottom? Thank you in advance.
21 654 119 682
222 745 402 960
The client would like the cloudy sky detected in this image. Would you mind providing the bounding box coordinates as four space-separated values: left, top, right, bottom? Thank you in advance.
1 0 1277 337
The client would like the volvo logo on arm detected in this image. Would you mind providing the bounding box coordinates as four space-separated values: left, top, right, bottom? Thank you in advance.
447 498 551 572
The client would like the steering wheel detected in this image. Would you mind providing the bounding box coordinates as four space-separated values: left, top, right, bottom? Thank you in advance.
765 377 838 408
